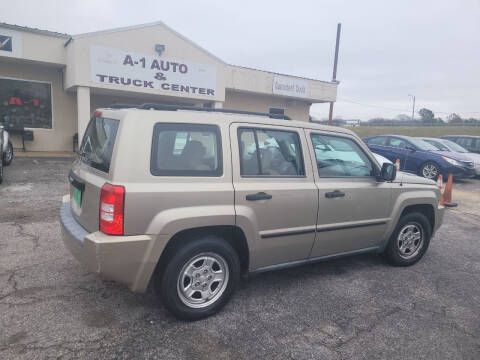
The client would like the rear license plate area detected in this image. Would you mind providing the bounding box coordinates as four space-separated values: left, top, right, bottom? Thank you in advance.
73 187 82 207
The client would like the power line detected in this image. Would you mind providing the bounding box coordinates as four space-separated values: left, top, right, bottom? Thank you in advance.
337 98 480 117
338 99 411 112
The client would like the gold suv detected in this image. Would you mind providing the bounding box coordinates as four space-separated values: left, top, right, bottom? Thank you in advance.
60 104 445 320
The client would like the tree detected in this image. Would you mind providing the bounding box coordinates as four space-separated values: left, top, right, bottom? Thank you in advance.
395 114 411 122
465 117 480 125
447 113 463 124
418 108 435 124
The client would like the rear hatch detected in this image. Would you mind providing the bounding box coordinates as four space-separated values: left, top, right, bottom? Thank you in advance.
69 113 120 233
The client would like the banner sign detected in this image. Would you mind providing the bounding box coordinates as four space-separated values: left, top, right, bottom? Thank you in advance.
90 46 217 97
0 30 22 58
272 76 308 98
0 35 12 52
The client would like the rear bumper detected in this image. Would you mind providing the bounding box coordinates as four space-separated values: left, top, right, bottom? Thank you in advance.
433 204 445 237
60 197 160 292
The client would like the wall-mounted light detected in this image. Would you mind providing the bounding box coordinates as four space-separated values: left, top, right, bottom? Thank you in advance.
155 44 165 56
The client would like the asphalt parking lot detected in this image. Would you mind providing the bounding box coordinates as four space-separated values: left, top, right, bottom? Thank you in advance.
1 158 479 360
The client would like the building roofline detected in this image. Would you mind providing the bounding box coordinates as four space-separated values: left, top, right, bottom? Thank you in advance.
228 64 336 84
0 22 69 38
72 21 227 64
0 21 335 84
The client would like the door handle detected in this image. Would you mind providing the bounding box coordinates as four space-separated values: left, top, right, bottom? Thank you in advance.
246 192 273 201
68 170 85 191
325 190 345 199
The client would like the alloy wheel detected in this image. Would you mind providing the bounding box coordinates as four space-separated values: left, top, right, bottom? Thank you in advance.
397 223 424 259
422 164 438 179
5 145 12 163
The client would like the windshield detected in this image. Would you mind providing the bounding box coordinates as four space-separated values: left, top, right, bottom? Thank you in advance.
441 139 468 153
423 138 449 151
407 137 439 151
79 116 119 172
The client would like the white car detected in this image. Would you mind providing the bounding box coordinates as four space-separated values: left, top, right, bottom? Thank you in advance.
1 127 13 166
373 152 392 165
421 137 480 176
0 126 4 183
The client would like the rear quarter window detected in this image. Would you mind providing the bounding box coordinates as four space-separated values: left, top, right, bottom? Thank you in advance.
79 117 119 173
150 123 222 177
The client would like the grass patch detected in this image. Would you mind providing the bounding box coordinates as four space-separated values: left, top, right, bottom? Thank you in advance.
345 126 480 138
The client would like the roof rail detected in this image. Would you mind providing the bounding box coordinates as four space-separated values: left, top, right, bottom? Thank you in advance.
109 103 292 120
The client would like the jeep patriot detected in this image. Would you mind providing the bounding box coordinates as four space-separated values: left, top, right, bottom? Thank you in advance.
60 104 445 320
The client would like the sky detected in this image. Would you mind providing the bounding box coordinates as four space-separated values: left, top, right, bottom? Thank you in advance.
1 0 479 120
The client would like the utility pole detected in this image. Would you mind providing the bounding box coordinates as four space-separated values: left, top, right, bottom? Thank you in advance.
408 94 416 121
328 23 341 126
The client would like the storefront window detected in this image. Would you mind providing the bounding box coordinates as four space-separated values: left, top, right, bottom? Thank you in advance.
0 78 53 129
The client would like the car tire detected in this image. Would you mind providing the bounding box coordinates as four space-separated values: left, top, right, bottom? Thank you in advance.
419 161 440 180
3 141 13 166
157 236 240 321
384 212 432 266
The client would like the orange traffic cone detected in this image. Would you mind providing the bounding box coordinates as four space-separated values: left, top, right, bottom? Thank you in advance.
436 174 444 206
395 159 400 171
443 174 458 208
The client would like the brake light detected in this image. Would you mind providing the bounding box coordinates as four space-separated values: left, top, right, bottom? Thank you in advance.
93 110 102 118
99 183 125 235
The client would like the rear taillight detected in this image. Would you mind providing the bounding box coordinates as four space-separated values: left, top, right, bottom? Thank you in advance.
99 183 125 235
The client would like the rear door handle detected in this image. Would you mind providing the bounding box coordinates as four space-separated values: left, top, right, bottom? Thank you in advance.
68 170 85 191
325 190 345 198
246 192 272 201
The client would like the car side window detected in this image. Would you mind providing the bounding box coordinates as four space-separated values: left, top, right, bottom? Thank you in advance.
238 127 305 177
367 136 388 146
457 138 472 148
474 139 480 151
388 138 407 149
311 134 375 177
150 123 222 176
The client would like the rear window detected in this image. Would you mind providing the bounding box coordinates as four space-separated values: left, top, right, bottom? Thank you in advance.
238 127 305 177
79 116 119 173
150 123 222 176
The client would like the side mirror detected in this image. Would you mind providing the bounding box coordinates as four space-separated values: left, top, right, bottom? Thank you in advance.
380 162 397 182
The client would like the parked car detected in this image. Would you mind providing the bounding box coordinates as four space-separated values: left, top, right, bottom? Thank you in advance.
373 152 392 165
363 135 475 180
420 137 480 176
0 126 3 184
2 130 13 166
441 135 480 154
61 105 445 320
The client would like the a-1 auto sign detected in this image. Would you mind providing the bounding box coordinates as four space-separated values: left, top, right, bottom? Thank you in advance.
90 45 217 97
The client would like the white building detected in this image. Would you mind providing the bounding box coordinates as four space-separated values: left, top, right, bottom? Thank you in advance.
0 21 337 152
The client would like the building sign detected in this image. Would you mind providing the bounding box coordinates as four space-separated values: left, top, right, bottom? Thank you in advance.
272 76 308 98
0 30 22 58
0 35 12 52
90 45 216 97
